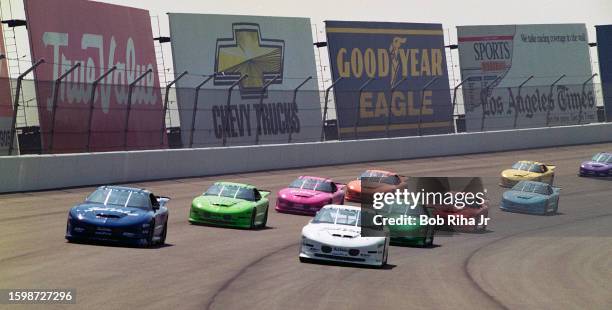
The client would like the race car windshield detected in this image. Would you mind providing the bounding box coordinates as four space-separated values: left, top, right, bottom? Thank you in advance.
592 153 612 163
289 178 333 193
379 200 423 216
513 181 550 195
312 208 360 226
512 162 537 171
86 188 151 209
204 184 256 201
359 171 399 185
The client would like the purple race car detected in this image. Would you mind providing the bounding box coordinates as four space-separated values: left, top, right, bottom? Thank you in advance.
579 152 612 177
275 176 346 215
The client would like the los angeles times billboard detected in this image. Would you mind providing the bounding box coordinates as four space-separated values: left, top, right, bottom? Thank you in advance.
596 25 612 122
457 24 596 132
168 13 322 147
326 21 453 140
24 0 165 153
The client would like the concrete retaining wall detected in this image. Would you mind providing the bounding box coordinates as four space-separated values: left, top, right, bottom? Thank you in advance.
2 123 611 193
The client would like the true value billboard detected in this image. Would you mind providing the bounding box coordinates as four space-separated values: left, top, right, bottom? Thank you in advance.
0 22 15 155
325 21 452 139
596 25 612 122
168 13 321 147
457 24 596 131
24 0 165 153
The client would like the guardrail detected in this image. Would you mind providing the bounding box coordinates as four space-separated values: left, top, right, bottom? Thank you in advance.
1 122 612 193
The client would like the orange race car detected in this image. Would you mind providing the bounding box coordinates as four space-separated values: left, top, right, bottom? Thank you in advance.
345 170 408 203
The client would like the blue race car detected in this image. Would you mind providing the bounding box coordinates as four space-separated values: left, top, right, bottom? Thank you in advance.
66 186 170 247
500 181 560 215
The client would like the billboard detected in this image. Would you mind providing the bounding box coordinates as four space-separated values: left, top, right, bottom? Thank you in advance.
168 13 321 147
457 24 596 131
325 21 452 139
24 0 164 153
596 25 612 121
0 22 14 155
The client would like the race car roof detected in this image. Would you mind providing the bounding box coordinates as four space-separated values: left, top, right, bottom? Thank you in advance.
213 181 256 189
98 185 151 195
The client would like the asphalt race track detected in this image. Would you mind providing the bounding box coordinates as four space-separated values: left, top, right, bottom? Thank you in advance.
1 143 611 310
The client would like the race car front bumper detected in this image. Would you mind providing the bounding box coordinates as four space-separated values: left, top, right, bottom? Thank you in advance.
299 237 385 267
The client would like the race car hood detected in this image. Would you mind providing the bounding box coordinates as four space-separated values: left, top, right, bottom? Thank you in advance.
581 161 612 171
70 203 150 224
302 223 385 246
501 169 538 180
278 188 329 201
192 195 254 212
502 190 547 204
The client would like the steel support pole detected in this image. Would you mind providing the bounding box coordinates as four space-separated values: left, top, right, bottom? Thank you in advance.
288 76 311 143
8 59 44 155
450 76 471 133
353 78 375 138
417 77 439 136
546 74 566 127
254 75 281 145
123 69 153 150
160 71 188 146
513 75 534 128
223 75 248 146
189 75 214 148
48 63 81 153
320 77 343 141
579 73 598 124
86 66 116 152
386 77 407 137
480 72 507 132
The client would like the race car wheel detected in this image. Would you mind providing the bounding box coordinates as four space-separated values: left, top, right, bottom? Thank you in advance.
259 208 268 228
159 221 168 245
250 209 257 229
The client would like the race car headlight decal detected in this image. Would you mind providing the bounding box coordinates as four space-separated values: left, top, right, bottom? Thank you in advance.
123 232 136 237
74 227 85 232
142 223 150 228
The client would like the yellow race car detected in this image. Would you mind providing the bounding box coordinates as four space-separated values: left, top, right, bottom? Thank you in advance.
500 161 556 187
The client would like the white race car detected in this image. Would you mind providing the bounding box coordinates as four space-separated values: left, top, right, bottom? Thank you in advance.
299 205 389 268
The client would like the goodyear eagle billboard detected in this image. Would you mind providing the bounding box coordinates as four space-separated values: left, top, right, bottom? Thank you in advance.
168 13 321 147
458 24 596 131
596 25 612 122
325 21 452 139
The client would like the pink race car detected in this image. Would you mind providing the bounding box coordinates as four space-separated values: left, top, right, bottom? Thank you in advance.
275 176 346 215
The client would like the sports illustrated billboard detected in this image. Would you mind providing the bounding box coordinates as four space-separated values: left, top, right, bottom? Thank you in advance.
457 24 596 131
0 22 15 154
24 0 164 153
168 13 321 147
596 25 612 122
325 21 452 139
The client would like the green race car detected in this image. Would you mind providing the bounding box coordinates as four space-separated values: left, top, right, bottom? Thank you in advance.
189 182 270 229
379 200 435 247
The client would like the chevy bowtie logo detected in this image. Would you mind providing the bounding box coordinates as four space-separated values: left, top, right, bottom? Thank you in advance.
214 23 284 99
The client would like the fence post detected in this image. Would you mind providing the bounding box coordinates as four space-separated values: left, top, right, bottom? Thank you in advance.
546 74 566 127
161 71 188 147
513 75 534 128
123 68 153 150
189 75 214 148
417 77 439 136
386 77 407 137
223 75 248 146
255 75 281 145
320 77 343 141
86 66 116 152
580 73 598 124
353 78 375 139
288 76 311 143
8 59 44 155
450 76 471 134
48 62 81 153
480 73 507 132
